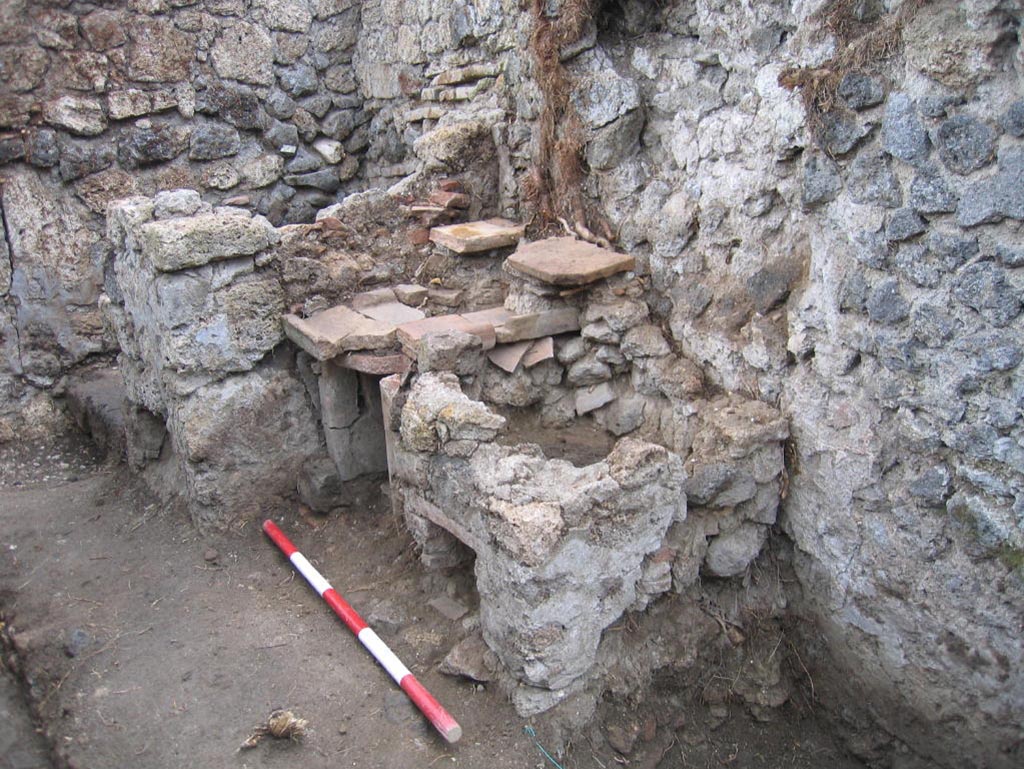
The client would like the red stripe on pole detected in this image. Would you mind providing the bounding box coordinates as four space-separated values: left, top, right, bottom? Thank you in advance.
322 588 368 635
262 520 298 556
401 674 463 744
262 520 462 744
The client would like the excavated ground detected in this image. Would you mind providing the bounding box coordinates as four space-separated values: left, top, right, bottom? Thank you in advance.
0 431 863 769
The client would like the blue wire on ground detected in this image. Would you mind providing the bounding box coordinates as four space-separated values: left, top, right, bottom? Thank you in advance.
524 725 566 769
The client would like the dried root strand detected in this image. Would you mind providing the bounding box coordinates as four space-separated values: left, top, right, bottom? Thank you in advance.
239 709 308 750
778 0 928 145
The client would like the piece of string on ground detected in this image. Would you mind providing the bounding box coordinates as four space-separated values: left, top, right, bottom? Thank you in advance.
524 725 565 769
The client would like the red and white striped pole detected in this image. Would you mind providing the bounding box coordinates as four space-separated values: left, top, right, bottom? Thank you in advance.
262 520 463 744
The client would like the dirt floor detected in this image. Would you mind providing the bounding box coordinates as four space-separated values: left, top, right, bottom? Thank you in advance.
0 431 865 769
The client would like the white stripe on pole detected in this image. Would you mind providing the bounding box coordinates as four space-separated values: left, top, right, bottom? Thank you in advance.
290 553 331 596
358 628 411 684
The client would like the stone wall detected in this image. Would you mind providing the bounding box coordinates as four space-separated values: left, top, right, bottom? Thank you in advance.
1 1 1022 766
0 0 369 437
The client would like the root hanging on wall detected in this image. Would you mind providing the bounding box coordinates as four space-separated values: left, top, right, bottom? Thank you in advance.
525 0 610 243
778 0 928 144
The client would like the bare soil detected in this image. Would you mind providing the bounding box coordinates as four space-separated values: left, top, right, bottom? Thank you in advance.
0 432 863 769
496 411 615 467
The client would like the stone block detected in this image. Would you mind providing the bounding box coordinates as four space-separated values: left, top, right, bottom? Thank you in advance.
575 382 616 415
211 21 274 85
283 305 397 360
297 455 344 512
141 213 274 271
336 351 411 375
127 18 192 82
418 329 484 375
169 366 320 528
937 115 996 175
704 523 767 577
429 218 525 254
493 308 581 343
506 237 635 286
882 93 929 165
43 96 106 136
189 122 241 161
319 362 388 481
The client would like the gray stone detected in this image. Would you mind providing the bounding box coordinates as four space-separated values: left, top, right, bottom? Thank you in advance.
850 228 889 270
587 109 645 170
848 150 903 207
957 148 1024 226
936 115 995 175
439 633 499 682
895 244 941 288
297 455 344 512
0 136 24 163
951 262 1022 327
571 49 640 129
883 93 929 164
995 245 1024 268
26 129 59 167
320 363 388 481
886 208 927 242
956 332 1023 373
911 302 962 346
266 88 297 120
168 366 320 528
417 330 484 376
64 628 92 658
838 72 884 110
189 122 240 161
265 119 299 150
866 279 909 324
567 354 612 386
801 152 841 209
908 465 951 507
58 139 115 182
704 523 767 577
153 189 202 219
908 171 958 213
283 168 339 191
117 122 190 168
1000 100 1024 138
278 63 318 96
285 146 323 173
819 111 868 156
925 231 977 270
195 83 266 130
299 92 333 119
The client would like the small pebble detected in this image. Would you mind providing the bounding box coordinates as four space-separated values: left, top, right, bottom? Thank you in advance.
203 548 219 562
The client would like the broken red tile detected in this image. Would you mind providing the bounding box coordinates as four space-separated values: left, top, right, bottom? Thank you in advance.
336 351 412 376
428 190 470 209
358 300 425 325
487 341 531 373
438 179 463 192
409 227 432 245
351 287 397 311
521 336 554 368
